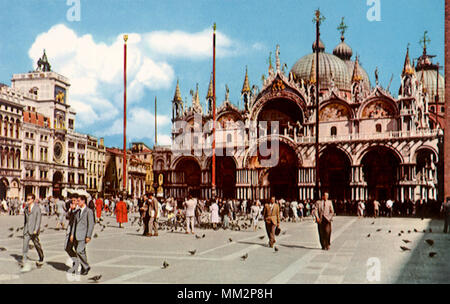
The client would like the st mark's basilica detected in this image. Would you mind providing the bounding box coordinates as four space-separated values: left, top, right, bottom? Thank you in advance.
153 23 444 203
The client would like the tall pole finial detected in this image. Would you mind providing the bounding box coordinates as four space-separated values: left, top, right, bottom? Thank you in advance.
124 34 128 43
213 23 216 32
419 30 431 52
337 17 348 41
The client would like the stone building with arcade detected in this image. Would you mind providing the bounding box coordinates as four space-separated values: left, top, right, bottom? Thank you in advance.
154 27 444 203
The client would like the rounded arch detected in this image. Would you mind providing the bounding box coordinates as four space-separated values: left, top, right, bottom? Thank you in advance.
413 145 439 163
356 143 403 166
174 156 202 197
171 155 201 171
358 97 399 119
243 135 303 168
319 99 355 122
250 89 307 122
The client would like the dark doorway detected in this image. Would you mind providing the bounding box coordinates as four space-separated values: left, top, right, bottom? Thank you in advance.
319 147 351 200
176 158 201 198
52 171 63 198
362 147 400 201
267 143 298 200
0 179 7 200
215 156 236 199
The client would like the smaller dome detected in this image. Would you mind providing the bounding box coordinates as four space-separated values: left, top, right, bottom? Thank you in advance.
312 39 325 52
416 70 445 103
333 37 353 61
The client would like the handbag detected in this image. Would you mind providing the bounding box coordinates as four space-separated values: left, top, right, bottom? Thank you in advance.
275 227 281 236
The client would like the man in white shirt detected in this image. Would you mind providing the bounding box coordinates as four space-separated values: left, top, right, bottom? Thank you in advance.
386 199 393 218
184 195 197 234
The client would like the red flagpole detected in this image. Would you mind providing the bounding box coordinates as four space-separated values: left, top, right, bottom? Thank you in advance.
123 35 128 193
212 23 216 198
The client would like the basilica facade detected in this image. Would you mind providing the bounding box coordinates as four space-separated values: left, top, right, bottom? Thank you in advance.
153 28 444 203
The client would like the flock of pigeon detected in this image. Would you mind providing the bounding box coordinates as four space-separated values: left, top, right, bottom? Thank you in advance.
0 216 443 283
366 221 438 258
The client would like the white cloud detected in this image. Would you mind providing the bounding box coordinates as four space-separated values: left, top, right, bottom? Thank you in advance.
144 28 239 58
98 107 170 140
28 24 250 143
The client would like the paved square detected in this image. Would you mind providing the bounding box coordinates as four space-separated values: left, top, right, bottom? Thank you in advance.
0 213 449 284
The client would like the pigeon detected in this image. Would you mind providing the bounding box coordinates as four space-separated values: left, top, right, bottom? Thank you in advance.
16 228 20 232
400 230 404 234
425 239 434 246
367 234 371 238
40 229 45 233
162 261 169 269
259 236 265 240
0 247 6 251
398 233 402 237
376 229 382 232
88 275 102 283
388 230 391 233
8 234 13 238
407 230 411 234
195 234 201 239
400 246 411 251
202 234 206 238
8 227 14 231
228 238 233 242
423 229 426 233
371 222 375 225
93 233 98 238
136 228 140 232
429 252 437 258
188 250 196 255
414 229 418 233
274 246 279 252
282 231 287 235
241 253 248 260
402 239 411 244
44 224 48 228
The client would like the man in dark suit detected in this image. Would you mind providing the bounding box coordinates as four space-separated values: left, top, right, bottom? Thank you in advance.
65 193 79 270
441 197 450 233
314 192 335 250
21 193 44 272
70 195 95 275
140 193 150 236
263 197 280 248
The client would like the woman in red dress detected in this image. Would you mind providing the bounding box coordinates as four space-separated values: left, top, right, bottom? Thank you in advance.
115 197 128 228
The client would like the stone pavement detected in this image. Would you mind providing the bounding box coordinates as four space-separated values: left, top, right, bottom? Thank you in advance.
0 212 449 284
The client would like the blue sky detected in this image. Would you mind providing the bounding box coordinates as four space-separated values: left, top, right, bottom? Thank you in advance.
0 0 444 149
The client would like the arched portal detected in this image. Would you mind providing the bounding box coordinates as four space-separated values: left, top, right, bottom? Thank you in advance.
319 147 351 200
52 171 63 198
209 156 236 199
361 147 400 200
257 98 304 137
175 158 201 197
266 142 299 200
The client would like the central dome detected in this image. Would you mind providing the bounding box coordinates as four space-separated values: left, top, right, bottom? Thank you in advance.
290 41 351 91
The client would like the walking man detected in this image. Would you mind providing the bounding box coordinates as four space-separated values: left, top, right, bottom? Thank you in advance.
21 193 44 272
441 197 450 233
65 193 79 271
184 195 197 234
148 193 159 237
70 195 94 275
263 197 280 248
314 192 334 250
